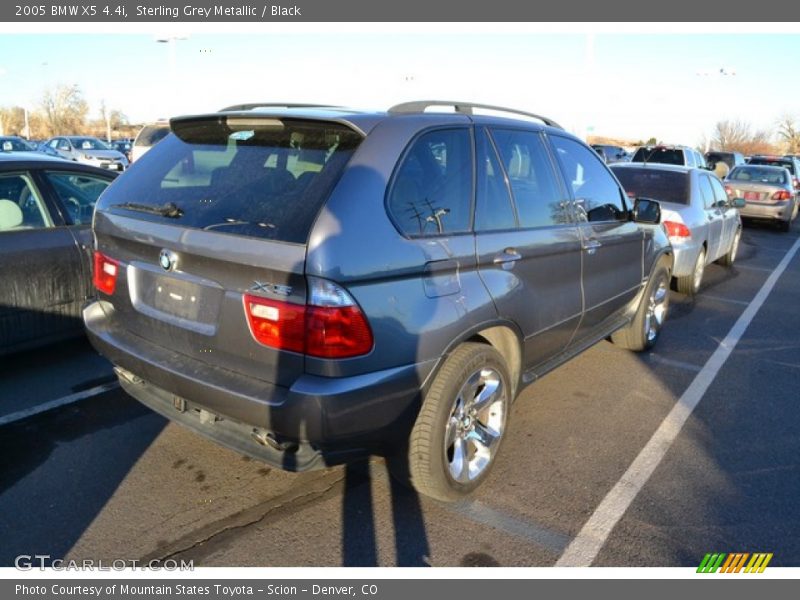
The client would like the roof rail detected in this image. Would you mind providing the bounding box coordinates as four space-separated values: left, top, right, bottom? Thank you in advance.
387 100 563 129
219 102 341 112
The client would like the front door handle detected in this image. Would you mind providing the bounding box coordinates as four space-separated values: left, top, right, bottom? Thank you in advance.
583 239 602 255
493 248 522 270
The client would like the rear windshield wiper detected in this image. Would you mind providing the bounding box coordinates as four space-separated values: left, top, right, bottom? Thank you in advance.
114 201 183 218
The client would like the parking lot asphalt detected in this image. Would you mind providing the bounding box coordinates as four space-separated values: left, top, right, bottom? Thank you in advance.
0 219 798 567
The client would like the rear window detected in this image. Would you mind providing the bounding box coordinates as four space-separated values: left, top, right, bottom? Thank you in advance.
729 166 787 184
747 158 795 175
97 117 362 243
135 125 170 147
612 167 690 205
631 147 685 166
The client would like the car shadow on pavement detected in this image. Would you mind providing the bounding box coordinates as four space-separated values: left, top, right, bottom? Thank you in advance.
0 390 165 566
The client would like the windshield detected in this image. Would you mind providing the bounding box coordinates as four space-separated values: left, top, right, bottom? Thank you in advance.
631 147 685 165
73 138 111 151
729 166 787 184
612 167 690 205
747 158 795 175
0 138 34 152
97 117 363 244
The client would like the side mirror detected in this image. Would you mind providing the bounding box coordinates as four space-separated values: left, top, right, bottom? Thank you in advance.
732 197 746 209
633 198 661 224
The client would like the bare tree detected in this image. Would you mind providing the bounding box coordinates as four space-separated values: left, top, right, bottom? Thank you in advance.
40 84 89 136
776 113 800 155
0 106 26 136
710 119 777 155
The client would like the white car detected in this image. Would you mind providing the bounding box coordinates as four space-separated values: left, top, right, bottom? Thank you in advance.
45 136 128 171
613 163 744 295
131 121 170 163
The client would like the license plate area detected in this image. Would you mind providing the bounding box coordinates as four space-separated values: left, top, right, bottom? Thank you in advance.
128 262 224 335
744 191 761 201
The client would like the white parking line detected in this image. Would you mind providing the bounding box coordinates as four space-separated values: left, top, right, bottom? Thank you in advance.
556 235 800 567
0 381 119 427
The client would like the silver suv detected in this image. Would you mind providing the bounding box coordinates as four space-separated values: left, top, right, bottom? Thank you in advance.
85 101 672 501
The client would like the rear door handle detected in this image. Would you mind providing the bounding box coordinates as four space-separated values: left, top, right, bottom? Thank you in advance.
583 239 602 255
493 248 521 270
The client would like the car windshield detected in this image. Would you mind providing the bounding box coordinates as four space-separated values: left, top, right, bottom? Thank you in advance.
73 138 111 150
748 158 794 175
631 147 685 165
729 166 787 184
97 117 363 243
612 167 690 205
0 138 34 151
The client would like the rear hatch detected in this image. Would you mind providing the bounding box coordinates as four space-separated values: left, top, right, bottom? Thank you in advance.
93 114 363 387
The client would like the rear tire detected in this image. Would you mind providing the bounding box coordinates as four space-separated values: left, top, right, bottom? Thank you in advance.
717 228 741 267
611 262 670 352
676 248 705 295
402 343 511 502
779 219 791 233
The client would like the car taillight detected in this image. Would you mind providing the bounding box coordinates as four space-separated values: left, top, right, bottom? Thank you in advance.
772 190 792 201
243 277 373 358
724 185 734 197
93 251 119 295
663 220 692 241
792 178 799 189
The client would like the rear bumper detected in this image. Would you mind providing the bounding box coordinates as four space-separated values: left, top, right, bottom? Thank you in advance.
740 200 792 222
84 301 434 470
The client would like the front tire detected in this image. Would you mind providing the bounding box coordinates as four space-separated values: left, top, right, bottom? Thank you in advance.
405 343 511 502
611 262 670 352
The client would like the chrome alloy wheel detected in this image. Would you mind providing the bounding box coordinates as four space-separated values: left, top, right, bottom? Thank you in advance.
444 367 506 483
644 275 669 343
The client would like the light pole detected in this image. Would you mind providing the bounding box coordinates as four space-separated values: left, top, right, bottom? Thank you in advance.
155 35 188 117
696 67 737 151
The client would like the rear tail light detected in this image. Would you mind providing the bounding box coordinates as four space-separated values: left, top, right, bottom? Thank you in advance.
724 185 733 198
93 251 119 295
772 190 792 201
793 178 799 189
663 220 692 241
244 277 373 359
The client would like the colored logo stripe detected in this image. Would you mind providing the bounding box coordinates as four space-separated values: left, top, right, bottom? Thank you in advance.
697 552 772 573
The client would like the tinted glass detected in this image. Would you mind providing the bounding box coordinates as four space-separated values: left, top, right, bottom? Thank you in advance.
388 128 472 236
474 130 516 231
491 129 566 227
0 173 52 230
72 138 110 150
631 147 685 165
0 138 33 152
748 158 795 176
136 125 170 147
44 171 112 225
551 135 628 222
97 118 362 244
612 167 690 205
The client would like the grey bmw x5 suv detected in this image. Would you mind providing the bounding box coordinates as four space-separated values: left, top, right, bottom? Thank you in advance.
84 101 672 501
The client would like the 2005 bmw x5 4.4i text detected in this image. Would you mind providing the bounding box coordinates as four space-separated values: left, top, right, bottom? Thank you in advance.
84 101 672 501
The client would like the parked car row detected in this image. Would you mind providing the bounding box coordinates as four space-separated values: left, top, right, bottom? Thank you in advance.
0 101 789 503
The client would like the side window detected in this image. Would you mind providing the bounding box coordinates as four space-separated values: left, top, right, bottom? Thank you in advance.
709 177 729 209
0 173 52 231
387 128 472 236
43 171 112 225
549 135 628 222
49 139 59 149
490 128 567 228
58 139 71 151
474 129 516 231
699 176 715 209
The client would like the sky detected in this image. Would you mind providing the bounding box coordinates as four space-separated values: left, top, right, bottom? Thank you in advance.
1 29 799 146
